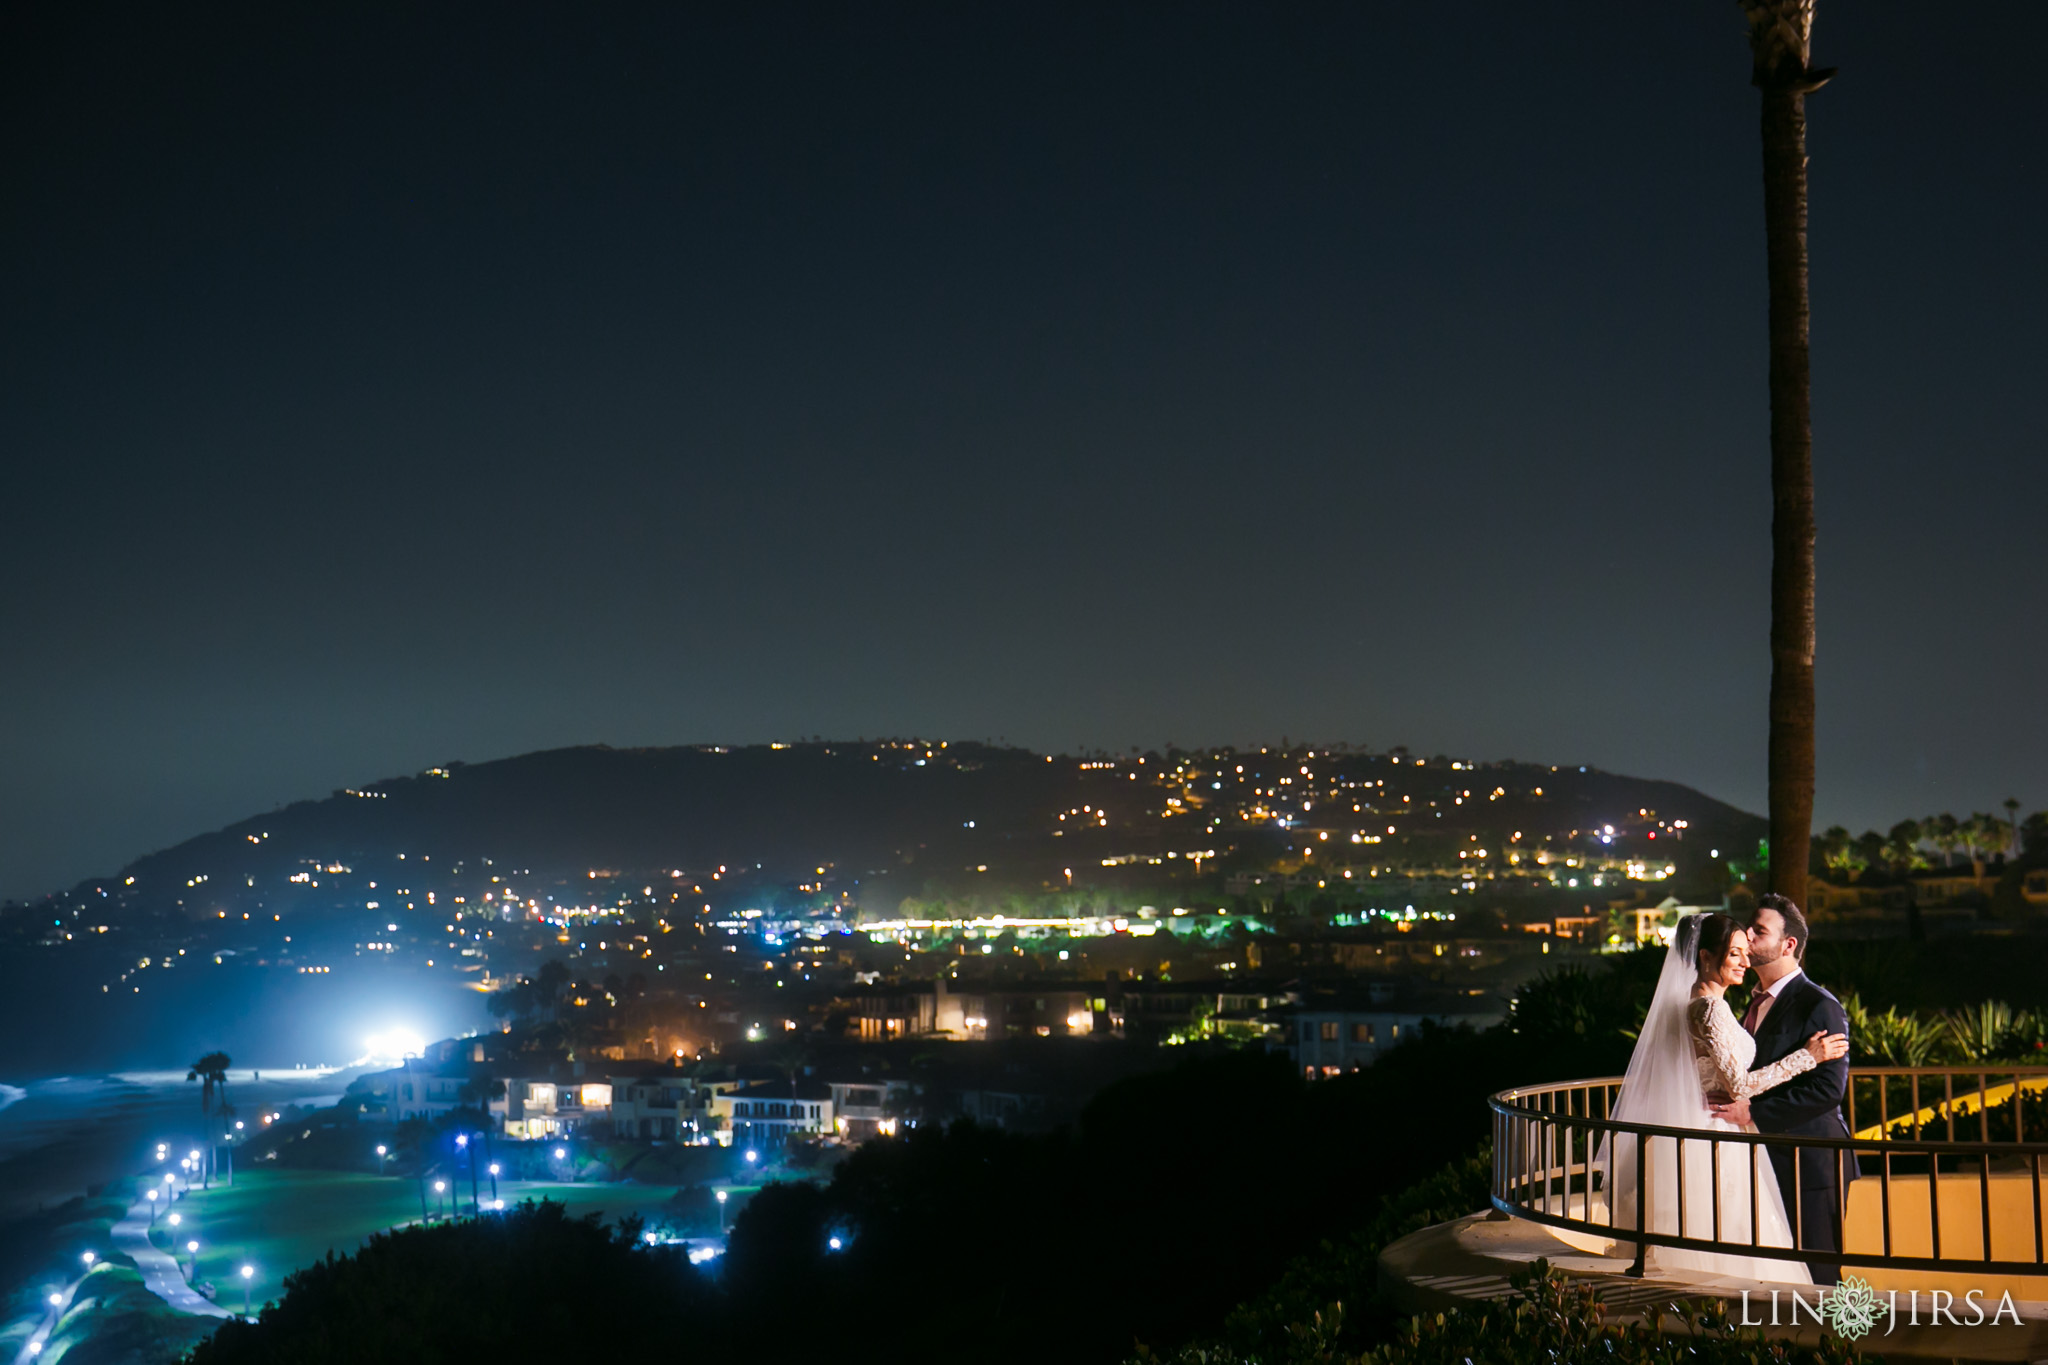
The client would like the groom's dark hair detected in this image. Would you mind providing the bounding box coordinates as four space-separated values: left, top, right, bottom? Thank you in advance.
1754 893 1810 962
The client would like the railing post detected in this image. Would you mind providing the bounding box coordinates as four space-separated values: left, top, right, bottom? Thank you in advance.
2034 1149 2043 1265
1710 1138 1722 1245
1981 1151 1994 1263
1627 1132 1648 1278
1750 1133 1761 1249
1879 1148 1893 1258
1792 1141 1804 1255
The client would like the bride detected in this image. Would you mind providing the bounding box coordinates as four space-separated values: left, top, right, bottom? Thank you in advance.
1598 911 1847 1283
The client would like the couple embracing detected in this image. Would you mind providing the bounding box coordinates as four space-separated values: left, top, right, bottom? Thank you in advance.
1602 894 1858 1285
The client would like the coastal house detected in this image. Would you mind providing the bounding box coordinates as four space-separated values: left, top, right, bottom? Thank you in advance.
827 1078 912 1140
608 1069 729 1142
1283 988 1506 1078
497 1068 614 1138
709 1080 833 1149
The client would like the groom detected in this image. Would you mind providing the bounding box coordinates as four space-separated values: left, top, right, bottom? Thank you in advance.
1708 893 1858 1285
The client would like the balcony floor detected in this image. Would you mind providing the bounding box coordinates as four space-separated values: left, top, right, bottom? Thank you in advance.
1378 1213 2048 1363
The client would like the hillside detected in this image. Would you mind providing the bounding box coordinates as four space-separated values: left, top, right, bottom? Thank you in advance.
21 742 1765 923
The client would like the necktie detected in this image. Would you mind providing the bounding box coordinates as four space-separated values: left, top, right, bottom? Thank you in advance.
1741 991 1771 1035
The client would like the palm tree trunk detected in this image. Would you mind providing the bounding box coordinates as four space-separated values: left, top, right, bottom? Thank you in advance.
1748 0 1830 913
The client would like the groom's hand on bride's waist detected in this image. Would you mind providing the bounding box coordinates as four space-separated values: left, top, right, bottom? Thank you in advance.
1709 1098 1751 1126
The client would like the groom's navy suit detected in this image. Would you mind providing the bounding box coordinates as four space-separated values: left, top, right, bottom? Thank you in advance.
1747 969 1858 1286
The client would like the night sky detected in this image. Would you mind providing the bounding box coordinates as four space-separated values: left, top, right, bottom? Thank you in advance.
3 3 2042 901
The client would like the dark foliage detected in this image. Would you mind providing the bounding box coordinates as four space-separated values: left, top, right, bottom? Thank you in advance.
183 1019 1630 1365
1132 1260 1867 1365
1806 935 2048 1015
184 1200 712 1364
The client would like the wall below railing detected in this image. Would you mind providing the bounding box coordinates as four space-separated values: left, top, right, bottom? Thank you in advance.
1845 1171 2048 1300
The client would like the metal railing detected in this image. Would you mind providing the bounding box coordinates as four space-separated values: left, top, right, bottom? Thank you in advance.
1490 1067 2048 1278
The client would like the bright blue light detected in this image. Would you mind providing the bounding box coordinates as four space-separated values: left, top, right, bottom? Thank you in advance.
744 1150 758 1163
828 1236 842 1250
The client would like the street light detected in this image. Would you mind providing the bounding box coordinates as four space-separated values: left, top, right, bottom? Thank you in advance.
185 1241 199 1283
744 1149 758 1165
375 1144 388 1176
168 1213 181 1228
48 1292 62 1307
146 1188 158 1223
715 1189 728 1233
240 1265 254 1317
487 1162 499 1203
433 1180 446 1219
81 1252 95 1268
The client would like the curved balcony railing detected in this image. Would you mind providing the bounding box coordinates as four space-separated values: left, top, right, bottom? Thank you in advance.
1490 1067 2048 1280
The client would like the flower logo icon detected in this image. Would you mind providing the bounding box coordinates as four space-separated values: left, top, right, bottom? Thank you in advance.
1824 1276 1883 1341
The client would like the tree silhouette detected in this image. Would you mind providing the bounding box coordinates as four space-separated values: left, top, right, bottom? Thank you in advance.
1743 0 1833 913
186 1051 232 1187
395 1116 436 1222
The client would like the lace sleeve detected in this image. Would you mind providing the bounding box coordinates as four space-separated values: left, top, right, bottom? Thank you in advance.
1692 996 1816 1099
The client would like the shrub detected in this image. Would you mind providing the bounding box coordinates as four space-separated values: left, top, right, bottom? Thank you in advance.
1131 1261 1868 1365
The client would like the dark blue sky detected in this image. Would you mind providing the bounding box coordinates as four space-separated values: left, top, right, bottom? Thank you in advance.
3 2 2043 900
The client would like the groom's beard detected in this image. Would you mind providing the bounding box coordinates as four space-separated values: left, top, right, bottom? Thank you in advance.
1750 940 1783 966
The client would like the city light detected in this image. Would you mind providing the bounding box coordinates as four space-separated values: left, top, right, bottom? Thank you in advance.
363 1029 426 1063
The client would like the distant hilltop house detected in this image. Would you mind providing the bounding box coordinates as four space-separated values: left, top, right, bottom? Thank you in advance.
841 975 1299 1044
845 976 1112 1041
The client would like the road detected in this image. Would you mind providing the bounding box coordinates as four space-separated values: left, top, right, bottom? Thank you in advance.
109 1192 235 1320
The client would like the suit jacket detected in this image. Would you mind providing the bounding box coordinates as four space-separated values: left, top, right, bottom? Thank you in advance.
1747 971 1858 1186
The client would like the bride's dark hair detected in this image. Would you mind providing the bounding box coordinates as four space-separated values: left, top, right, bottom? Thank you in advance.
1691 912 1743 979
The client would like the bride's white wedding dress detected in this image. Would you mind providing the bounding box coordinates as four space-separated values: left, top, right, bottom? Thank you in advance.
1596 916 1814 1284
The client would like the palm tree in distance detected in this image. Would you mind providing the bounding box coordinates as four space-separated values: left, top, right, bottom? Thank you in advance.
1742 0 1833 913
2004 798 2023 856
1926 813 1961 867
395 1116 435 1222
186 1052 232 1188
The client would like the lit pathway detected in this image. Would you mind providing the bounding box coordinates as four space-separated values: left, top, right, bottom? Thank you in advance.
109 1193 235 1320
9 1271 76 1363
